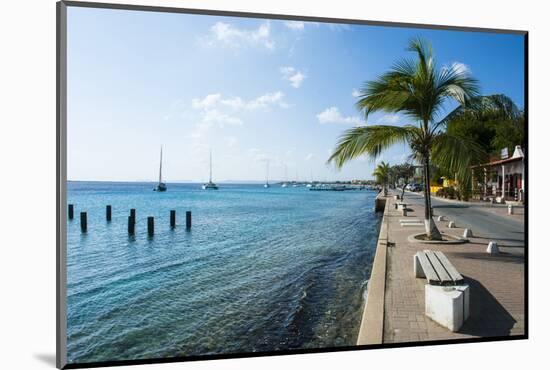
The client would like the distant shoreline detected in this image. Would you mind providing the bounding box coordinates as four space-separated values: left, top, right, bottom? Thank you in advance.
67 180 376 185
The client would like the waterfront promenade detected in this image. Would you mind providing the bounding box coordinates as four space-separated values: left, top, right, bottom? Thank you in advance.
358 191 525 344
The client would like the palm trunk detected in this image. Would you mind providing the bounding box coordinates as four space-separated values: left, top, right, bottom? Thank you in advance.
423 155 442 240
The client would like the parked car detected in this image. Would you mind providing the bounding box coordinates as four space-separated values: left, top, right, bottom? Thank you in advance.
409 183 423 192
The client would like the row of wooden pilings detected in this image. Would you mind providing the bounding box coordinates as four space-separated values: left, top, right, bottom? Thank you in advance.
68 204 192 236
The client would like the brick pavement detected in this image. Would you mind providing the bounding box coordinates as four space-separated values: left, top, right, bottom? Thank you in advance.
382 193 525 343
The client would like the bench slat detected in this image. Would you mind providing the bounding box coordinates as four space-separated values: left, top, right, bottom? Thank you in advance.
425 250 453 285
416 251 440 285
434 251 464 285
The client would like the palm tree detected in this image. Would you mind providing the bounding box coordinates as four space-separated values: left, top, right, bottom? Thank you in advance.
437 94 523 198
373 161 391 195
328 38 482 240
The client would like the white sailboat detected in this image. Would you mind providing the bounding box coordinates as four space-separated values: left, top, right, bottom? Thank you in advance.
292 170 300 187
202 150 219 190
281 164 288 187
264 160 270 188
306 169 313 188
154 146 167 192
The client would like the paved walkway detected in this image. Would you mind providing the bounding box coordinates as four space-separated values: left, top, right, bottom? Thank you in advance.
382 192 525 343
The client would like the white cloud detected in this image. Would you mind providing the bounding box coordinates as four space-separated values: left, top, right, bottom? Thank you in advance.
351 89 362 98
444 62 470 75
202 21 275 50
189 91 289 140
280 66 307 88
192 92 288 112
284 21 305 30
317 107 361 125
192 94 222 110
305 153 314 161
203 110 243 126
376 114 400 124
246 91 288 110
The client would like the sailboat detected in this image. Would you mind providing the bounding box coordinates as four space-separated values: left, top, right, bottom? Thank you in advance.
202 150 219 190
154 146 167 192
281 164 288 187
264 160 270 188
306 169 313 188
292 170 300 187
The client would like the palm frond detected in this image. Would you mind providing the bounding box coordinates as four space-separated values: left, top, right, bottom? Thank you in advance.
433 94 519 132
431 132 485 185
327 125 419 168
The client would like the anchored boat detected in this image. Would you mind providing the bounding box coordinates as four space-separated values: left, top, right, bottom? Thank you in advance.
264 160 270 188
154 146 167 192
202 150 219 190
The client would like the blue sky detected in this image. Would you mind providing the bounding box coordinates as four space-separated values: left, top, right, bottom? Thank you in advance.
67 7 525 182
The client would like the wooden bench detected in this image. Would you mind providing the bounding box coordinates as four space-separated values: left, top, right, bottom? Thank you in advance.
414 250 464 286
414 250 470 332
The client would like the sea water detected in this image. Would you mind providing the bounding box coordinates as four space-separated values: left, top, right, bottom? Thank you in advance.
66 182 382 363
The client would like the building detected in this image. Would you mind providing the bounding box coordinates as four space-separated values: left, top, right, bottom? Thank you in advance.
471 145 525 203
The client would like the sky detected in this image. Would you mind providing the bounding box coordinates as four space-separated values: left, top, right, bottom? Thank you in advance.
67 7 525 182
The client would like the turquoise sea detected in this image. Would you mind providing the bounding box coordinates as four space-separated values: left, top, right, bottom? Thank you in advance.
66 182 382 364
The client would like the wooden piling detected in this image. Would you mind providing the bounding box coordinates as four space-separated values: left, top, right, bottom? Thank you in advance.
106 205 112 221
68 204 74 220
130 209 136 219
128 216 135 235
186 211 192 229
170 210 176 228
80 212 87 232
147 217 154 236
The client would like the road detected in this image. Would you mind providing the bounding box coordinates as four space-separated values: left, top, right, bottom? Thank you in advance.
402 191 525 253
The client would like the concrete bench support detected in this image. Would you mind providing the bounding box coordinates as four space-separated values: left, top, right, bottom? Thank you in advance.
414 250 470 332
425 285 470 332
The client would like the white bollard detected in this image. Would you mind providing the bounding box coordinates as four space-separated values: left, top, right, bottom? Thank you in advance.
487 241 499 255
463 229 473 238
448 221 456 228
508 205 514 215
437 215 445 222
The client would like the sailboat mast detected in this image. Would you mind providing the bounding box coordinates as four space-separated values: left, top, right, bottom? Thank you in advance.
209 150 213 183
266 160 269 184
159 146 163 184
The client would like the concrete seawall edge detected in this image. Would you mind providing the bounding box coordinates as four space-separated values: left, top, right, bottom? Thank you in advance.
356 192 389 345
